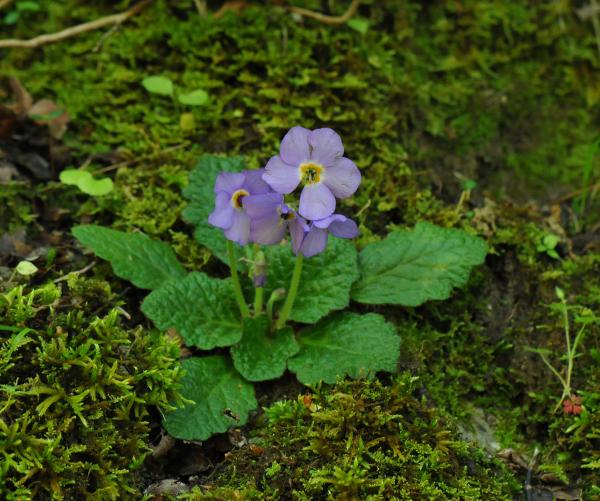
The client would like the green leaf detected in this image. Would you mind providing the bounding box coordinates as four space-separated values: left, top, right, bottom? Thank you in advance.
60 169 113 196
347 17 369 34
141 272 242 349
72 225 186 290
15 261 38 276
542 234 559 249
231 315 299 381
182 155 246 264
265 238 359 324
351 222 487 306
178 89 209 106
142 76 174 96
179 112 195 131
163 356 257 440
4 11 19 24
288 312 399 385
17 1 40 11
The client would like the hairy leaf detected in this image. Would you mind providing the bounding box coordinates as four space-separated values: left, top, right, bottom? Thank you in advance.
163 356 257 440
288 312 399 385
72 225 186 290
351 222 487 306
141 272 242 349
265 238 359 324
231 315 299 381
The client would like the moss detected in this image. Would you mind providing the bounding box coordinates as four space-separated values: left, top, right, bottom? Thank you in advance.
188 375 519 500
1 1 598 241
400 241 600 496
0 277 183 500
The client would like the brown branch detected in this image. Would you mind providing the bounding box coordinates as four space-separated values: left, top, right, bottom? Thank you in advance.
0 0 152 49
288 0 361 25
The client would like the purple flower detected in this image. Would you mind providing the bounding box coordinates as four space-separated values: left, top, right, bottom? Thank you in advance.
242 193 306 251
208 169 271 245
294 214 359 258
263 127 361 221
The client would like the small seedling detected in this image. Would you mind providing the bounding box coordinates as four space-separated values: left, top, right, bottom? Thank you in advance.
3 1 40 25
15 260 38 276
59 169 114 196
537 233 560 259
142 75 209 131
527 287 597 413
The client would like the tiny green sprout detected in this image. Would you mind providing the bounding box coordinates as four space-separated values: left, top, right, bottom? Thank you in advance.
3 1 40 25
463 179 477 191
347 17 369 34
15 261 38 276
142 76 174 96
59 169 114 196
142 76 209 131
178 89 209 106
537 234 560 259
179 112 195 131
527 287 594 413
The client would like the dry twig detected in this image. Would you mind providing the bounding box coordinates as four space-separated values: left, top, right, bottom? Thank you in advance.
193 0 207 16
0 0 151 49
288 0 361 25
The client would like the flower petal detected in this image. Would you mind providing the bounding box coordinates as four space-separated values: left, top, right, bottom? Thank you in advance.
243 168 271 195
300 227 328 257
224 211 251 245
263 156 301 194
299 183 336 221
329 217 359 239
251 215 287 245
313 214 358 238
289 214 308 254
243 193 283 219
308 128 344 166
323 157 361 199
208 192 235 229
215 172 245 194
280 126 311 165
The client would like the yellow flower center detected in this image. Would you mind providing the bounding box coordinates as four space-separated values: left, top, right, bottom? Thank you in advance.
299 162 324 185
280 210 295 222
231 189 249 209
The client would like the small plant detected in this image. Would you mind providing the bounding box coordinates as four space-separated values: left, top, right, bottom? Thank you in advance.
536 233 561 259
73 126 488 440
528 287 597 413
142 75 209 131
3 1 40 25
59 168 114 196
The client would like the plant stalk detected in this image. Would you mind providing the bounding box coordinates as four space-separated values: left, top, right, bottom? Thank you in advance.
275 253 303 330
227 240 250 318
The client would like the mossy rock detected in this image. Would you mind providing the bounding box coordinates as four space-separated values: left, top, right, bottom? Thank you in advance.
0 278 183 500
188 375 520 500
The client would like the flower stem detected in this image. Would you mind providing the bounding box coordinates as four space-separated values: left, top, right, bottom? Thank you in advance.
227 240 250 318
275 253 303 330
254 287 264 315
